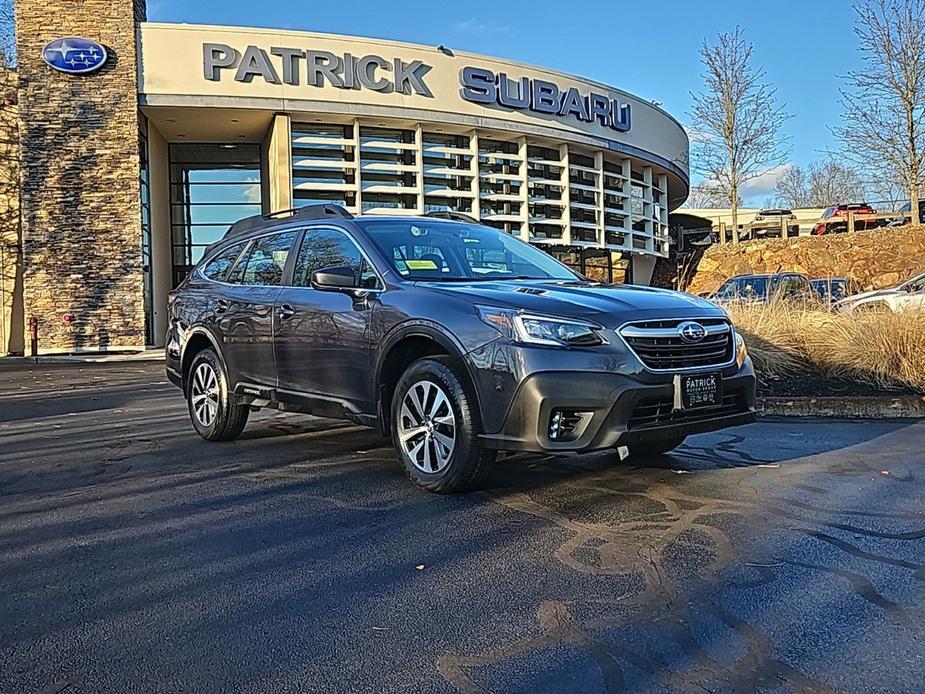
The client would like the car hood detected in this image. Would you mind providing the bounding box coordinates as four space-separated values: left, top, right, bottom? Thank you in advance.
418 280 725 328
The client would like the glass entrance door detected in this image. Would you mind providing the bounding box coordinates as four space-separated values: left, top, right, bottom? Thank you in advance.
169 144 262 287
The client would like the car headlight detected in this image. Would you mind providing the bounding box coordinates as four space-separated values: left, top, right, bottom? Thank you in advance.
734 330 748 363
476 306 605 347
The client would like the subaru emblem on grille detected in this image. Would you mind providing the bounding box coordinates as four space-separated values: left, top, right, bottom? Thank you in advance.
678 321 707 343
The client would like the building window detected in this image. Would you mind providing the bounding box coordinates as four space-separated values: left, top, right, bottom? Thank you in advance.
284 119 671 266
169 143 262 287
292 123 357 209
423 131 474 214
359 126 418 213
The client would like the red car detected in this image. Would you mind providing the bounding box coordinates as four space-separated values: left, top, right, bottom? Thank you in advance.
812 203 881 235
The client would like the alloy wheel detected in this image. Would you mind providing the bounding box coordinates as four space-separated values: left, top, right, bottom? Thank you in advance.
398 379 457 473
191 362 219 428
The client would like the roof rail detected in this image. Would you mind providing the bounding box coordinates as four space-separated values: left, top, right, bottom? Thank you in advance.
225 204 354 238
424 210 480 224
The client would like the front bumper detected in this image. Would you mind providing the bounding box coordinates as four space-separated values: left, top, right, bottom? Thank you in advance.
478 359 756 453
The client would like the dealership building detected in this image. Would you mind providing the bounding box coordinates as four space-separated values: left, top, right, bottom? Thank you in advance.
0 0 689 354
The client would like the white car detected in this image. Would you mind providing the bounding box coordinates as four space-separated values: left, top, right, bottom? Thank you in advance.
835 270 925 313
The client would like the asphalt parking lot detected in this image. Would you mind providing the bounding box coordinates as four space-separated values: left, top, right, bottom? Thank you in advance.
0 360 923 693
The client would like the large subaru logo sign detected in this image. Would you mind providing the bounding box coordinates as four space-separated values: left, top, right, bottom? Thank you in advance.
459 67 632 133
678 321 707 343
42 37 107 74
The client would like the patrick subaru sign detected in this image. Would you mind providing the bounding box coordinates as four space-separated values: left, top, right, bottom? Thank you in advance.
197 42 631 133
42 37 108 74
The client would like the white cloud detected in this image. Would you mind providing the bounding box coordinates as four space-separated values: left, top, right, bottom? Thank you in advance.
451 19 513 35
684 124 714 145
739 164 791 202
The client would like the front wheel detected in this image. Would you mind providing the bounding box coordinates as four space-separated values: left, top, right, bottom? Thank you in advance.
391 357 495 493
186 348 249 441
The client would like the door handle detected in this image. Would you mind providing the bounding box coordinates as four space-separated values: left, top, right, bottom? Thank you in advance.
214 298 229 314
277 304 295 320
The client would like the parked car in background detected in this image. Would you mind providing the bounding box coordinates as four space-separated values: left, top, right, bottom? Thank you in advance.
812 203 881 234
744 208 799 239
165 204 756 493
895 201 925 226
835 270 925 313
710 273 817 305
810 277 861 304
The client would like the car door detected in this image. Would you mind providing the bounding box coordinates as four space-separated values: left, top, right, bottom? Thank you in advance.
218 230 299 387
273 226 382 411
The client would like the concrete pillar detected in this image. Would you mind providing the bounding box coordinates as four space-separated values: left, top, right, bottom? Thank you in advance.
631 253 657 286
15 0 147 352
261 113 292 214
147 122 171 347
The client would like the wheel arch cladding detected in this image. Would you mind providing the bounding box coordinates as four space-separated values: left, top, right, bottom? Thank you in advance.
376 326 482 433
181 330 223 391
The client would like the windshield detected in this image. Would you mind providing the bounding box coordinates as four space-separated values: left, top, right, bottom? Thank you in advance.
356 219 580 282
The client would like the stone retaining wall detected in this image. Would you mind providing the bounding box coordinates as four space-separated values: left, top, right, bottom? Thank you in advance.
687 225 925 295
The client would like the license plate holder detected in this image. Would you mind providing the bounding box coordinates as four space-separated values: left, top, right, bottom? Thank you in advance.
679 372 723 409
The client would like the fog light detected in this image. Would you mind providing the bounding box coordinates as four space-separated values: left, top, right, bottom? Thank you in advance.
548 409 588 442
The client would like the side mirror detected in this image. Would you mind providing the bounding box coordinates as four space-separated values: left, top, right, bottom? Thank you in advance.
311 265 357 290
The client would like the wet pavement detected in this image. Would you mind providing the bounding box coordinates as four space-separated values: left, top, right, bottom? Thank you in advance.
0 361 923 693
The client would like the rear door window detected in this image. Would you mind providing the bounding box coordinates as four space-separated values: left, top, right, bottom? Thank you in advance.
228 231 299 286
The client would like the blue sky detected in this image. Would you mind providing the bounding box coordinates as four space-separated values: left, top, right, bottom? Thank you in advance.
147 0 865 205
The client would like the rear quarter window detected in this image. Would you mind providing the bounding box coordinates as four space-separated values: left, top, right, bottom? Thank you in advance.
200 242 246 282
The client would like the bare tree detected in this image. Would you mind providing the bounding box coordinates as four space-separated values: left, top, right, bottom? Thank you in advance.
685 182 738 208
773 166 809 208
689 27 790 241
774 160 869 208
836 0 925 218
0 0 13 68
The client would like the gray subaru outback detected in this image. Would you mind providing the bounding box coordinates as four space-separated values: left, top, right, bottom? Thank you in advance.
166 205 756 493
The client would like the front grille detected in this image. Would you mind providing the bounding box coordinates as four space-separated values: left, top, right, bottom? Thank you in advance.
620 318 734 370
627 390 749 430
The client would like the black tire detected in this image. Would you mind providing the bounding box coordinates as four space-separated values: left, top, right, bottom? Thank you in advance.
186 348 249 441
631 436 686 458
391 357 495 493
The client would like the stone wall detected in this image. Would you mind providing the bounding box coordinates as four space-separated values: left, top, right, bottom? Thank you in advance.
15 0 147 352
687 225 925 295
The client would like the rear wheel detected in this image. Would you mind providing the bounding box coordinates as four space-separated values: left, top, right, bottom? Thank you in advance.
186 348 249 441
391 357 495 493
